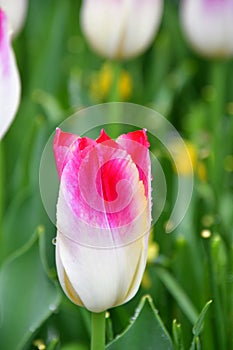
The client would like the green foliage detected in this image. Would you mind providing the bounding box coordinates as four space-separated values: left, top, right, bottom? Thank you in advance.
190 300 212 350
192 300 212 338
0 228 60 350
106 295 173 350
0 0 232 349
172 319 184 350
155 267 198 324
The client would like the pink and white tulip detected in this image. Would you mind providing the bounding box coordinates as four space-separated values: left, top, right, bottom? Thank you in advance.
53 128 151 312
181 0 233 58
0 0 28 37
0 9 20 139
80 0 163 59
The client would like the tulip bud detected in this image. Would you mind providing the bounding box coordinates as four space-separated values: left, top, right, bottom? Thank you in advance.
0 0 28 36
80 0 163 60
0 9 20 139
180 0 233 58
53 128 151 312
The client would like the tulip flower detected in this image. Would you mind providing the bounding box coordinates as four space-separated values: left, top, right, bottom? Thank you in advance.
180 0 233 58
80 0 163 59
0 9 21 139
53 128 151 312
0 0 28 36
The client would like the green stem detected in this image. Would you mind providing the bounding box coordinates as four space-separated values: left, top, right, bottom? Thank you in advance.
108 61 121 102
210 60 226 125
204 237 225 350
209 60 227 200
107 61 123 138
227 246 233 350
91 311 106 350
0 141 4 238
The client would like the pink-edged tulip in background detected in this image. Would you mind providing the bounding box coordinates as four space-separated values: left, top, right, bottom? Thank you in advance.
0 8 20 139
0 0 28 37
181 0 233 58
80 0 163 59
53 128 151 312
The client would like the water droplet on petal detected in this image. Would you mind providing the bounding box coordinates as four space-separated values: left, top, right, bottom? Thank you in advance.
52 237 57 245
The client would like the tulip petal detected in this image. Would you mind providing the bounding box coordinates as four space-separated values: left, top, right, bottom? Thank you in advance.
54 128 152 311
0 0 28 36
0 9 20 139
56 231 149 312
53 128 96 179
181 0 233 58
57 140 149 247
55 232 84 307
117 129 151 198
53 128 79 179
118 129 150 148
96 128 112 143
81 0 163 59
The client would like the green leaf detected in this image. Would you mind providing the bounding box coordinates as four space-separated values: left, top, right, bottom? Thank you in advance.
60 344 88 350
172 319 184 350
0 189 38 263
47 337 59 350
0 227 61 350
106 295 173 350
190 300 212 350
192 300 212 337
155 267 198 324
32 89 65 123
190 337 201 350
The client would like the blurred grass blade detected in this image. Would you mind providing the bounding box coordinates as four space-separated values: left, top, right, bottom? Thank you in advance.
172 319 184 350
190 300 212 350
190 337 201 350
155 267 198 324
47 337 59 350
33 89 65 124
0 142 4 236
106 312 114 343
192 300 212 336
60 344 89 350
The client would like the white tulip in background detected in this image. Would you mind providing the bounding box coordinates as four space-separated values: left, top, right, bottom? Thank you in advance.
80 0 163 59
0 9 21 139
180 0 233 58
0 0 28 36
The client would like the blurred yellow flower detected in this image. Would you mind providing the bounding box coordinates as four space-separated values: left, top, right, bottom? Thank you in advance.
33 339 46 350
172 141 196 176
147 239 159 264
142 271 152 290
90 63 132 101
142 232 159 290
171 139 207 181
197 161 207 182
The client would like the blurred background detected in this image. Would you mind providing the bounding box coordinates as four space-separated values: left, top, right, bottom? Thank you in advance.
0 0 232 349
